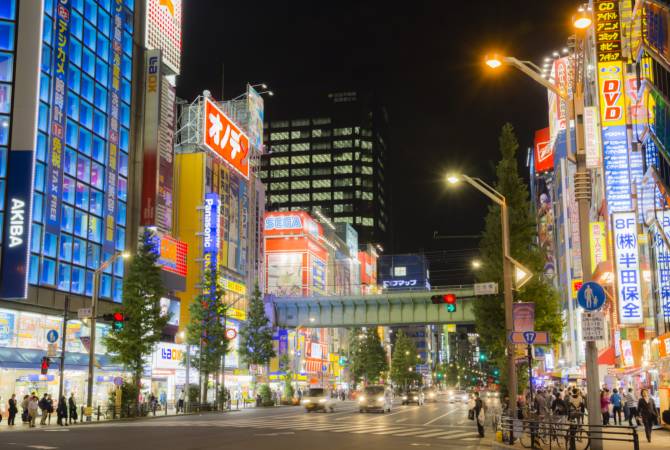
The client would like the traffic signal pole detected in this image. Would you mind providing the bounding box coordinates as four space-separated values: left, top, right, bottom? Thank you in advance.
58 296 70 402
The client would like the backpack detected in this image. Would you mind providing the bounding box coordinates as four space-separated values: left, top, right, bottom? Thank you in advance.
554 398 567 415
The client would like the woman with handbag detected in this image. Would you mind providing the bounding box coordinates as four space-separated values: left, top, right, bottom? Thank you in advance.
638 389 658 443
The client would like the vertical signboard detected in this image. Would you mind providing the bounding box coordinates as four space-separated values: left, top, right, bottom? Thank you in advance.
533 127 552 173
589 222 608 270
584 106 601 169
203 193 220 277
145 0 182 74
595 0 623 63
44 0 72 236
652 212 670 319
141 50 161 228
103 0 125 254
203 98 250 179
247 85 264 151
157 77 176 233
612 212 644 324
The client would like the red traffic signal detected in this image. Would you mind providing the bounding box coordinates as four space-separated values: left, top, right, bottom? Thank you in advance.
444 294 456 304
113 312 124 321
41 356 50 375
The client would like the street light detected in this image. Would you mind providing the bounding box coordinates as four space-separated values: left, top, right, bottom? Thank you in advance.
86 251 130 420
573 7 592 30
446 173 517 417
472 260 482 269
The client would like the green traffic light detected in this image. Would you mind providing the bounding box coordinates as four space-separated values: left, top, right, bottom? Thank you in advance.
446 304 456 313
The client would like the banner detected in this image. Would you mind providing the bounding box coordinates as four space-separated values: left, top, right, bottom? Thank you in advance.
247 84 264 151
533 127 552 173
203 97 250 179
584 106 601 169
612 212 643 324
590 222 608 270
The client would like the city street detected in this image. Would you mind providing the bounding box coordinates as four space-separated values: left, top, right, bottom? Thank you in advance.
0 399 492 450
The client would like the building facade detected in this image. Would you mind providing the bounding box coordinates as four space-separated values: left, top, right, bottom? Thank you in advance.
260 91 390 247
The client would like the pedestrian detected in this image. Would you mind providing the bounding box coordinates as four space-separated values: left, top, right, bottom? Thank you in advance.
38 393 49 425
68 393 77 425
624 388 639 427
21 394 29 423
473 392 485 437
568 388 584 423
159 391 167 410
534 390 548 418
177 390 185 413
551 391 568 417
28 395 39 428
637 389 658 442
600 390 610 426
610 389 622 425
8 394 18 426
46 394 54 424
56 396 67 426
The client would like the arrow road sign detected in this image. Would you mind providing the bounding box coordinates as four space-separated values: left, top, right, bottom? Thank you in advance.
508 331 550 345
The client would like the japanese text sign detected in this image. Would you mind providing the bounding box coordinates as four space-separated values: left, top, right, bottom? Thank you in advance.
581 311 606 341
203 97 250 179
595 0 622 62
612 212 644 324
652 211 670 319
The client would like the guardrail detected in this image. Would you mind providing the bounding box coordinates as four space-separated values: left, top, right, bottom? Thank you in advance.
498 415 639 450
80 400 240 421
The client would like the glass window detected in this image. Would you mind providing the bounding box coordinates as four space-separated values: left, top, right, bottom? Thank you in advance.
36 133 47 162
116 200 126 226
291 155 309 165
92 135 104 162
66 67 79 94
65 122 78 148
31 224 42 253
78 127 91 155
81 74 94 102
0 1 16 20
292 193 309 202
71 267 85 294
62 176 75 204
0 21 15 51
90 189 103 216
0 179 3 209
0 145 5 177
291 180 309 190
61 204 74 233
90 162 103 189
64 147 77 176
94 82 107 110
97 9 110 37
121 54 131 79
115 226 125 251
100 274 111 298
77 155 90 183
71 11 83 39
121 79 130 102
32 161 44 192
119 152 128 176
0 113 8 145
72 238 86 265
121 102 130 127
40 258 56 286
122 31 132 55
84 0 97 24
69 38 82 67
67 92 79 120
38 102 48 132
119 127 128 151
41 44 51 74
58 263 71 291
82 48 95 76
113 278 123 303
75 181 89 209
95 58 108 84
93 109 106 136
79 100 93 128
118 177 127 201
60 234 73 261
74 209 87 237
83 21 96 50
29 254 39 285
86 242 100 269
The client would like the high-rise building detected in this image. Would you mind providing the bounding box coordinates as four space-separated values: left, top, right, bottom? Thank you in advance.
259 91 390 247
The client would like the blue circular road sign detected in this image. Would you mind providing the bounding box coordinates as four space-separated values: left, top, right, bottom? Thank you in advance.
577 281 606 311
46 329 59 344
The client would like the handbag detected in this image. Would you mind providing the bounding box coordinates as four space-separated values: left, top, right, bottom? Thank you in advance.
468 409 475 420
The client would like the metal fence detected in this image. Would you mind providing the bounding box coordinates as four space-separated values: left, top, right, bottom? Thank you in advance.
498 415 639 450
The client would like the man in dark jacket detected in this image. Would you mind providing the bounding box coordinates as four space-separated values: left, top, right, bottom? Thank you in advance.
68 393 78 425
473 392 485 437
8 394 18 426
56 396 67 426
39 393 49 425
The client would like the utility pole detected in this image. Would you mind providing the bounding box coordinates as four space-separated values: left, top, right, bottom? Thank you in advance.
58 296 70 401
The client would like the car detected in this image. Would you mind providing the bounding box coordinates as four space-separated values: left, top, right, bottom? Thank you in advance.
401 389 424 405
302 388 337 412
358 385 393 413
481 390 500 400
424 388 438 402
448 389 469 403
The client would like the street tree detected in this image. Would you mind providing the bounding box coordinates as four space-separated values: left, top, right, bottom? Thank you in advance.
238 285 276 372
390 330 421 388
349 328 388 385
104 232 169 403
473 123 563 393
185 269 228 403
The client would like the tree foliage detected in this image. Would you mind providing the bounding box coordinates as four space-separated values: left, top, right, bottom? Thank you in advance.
390 330 422 387
473 123 563 391
239 285 276 367
185 268 228 402
104 232 168 399
348 327 388 385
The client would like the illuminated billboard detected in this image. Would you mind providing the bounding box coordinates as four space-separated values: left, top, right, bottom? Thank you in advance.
612 212 643 325
533 127 552 173
203 97 250 179
145 0 182 74
157 235 187 278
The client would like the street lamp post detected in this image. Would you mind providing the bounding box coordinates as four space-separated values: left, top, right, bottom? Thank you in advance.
446 174 516 418
86 251 129 421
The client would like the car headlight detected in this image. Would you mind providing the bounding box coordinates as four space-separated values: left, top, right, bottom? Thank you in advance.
402 395 408 400
429 393 435 398
302 399 309 405
413 396 418 400
319 398 327 403
377 396 385 402
358 396 366 403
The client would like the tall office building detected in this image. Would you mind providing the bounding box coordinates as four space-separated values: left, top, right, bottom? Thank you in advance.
259 91 390 247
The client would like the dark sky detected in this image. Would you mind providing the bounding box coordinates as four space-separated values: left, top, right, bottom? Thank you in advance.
178 0 580 284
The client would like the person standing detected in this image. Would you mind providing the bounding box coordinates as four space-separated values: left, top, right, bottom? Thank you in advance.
21 394 29 423
600 390 610 426
624 388 639 427
177 390 185 413
28 395 39 428
637 389 658 443
38 393 48 425
8 394 18 426
610 389 622 425
473 392 485 437
68 393 77 425
46 394 53 424
56 396 67 426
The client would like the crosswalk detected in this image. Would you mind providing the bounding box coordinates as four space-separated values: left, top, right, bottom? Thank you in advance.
111 414 484 442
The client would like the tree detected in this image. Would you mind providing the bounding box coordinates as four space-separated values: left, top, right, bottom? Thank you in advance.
390 330 421 388
473 123 563 394
184 269 228 403
104 232 169 403
349 328 389 385
238 285 275 369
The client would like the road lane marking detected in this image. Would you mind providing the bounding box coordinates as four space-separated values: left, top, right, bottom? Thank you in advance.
372 427 423 435
27 446 59 450
438 431 478 439
416 430 471 438
423 408 460 425
364 406 417 421
395 418 407 423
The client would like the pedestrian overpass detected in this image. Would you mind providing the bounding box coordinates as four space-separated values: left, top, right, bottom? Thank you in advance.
270 286 482 328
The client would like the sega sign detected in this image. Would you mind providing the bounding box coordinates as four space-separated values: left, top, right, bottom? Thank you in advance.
265 215 302 231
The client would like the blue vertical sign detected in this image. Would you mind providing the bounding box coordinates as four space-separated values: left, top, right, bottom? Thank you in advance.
652 211 670 319
203 192 220 281
612 212 643 324
44 0 72 236
103 0 124 254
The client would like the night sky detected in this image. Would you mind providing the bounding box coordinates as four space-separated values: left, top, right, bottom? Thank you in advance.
178 0 580 284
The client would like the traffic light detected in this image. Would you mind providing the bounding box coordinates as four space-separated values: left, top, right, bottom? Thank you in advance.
112 312 125 331
479 353 487 362
493 368 500 377
430 295 443 304
41 357 50 375
444 294 457 312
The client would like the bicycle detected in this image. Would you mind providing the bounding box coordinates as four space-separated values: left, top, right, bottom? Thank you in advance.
519 412 564 449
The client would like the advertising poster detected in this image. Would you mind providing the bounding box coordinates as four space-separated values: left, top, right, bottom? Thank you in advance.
16 312 42 349
0 309 16 346
228 172 240 273
145 0 182 74
311 256 327 295
533 127 553 173
535 174 555 279
590 222 608 271
65 321 84 353
267 253 303 296
512 303 535 332
202 97 250 179
219 164 230 267
247 85 264 151
239 177 249 275
160 297 181 326
141 50 161 228
224 319 240 369
652 211 670 318
156 74 176 232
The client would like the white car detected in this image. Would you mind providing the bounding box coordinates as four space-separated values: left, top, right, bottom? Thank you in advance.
302 388 337 412
358 385 393 413
448 389 469 403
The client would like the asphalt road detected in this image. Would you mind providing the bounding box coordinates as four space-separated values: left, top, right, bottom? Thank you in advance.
0 396 498 450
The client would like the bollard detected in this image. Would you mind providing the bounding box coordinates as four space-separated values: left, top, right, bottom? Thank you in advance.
632 428 639 450
96 405 101 421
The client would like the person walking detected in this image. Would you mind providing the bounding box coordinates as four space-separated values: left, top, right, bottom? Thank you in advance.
8 394 18 426
177 390 185 413
28 395 39 428
46 394 54 424
68 393 78 425
38 393 48 425
624 388 639 427
568 388 584 423
21 394 30 424
56 396 67 426
473 392 485 437
610 389 622 425
638 389 658 443
600 390 610 426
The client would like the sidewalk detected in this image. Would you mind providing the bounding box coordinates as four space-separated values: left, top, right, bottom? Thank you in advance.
491 427 670 450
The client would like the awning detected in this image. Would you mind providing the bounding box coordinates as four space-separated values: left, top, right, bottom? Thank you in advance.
0 347 124 371
598 346 616 366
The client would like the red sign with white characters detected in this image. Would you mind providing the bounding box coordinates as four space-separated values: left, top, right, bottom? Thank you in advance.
534 127 553 173
203 97 250 179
